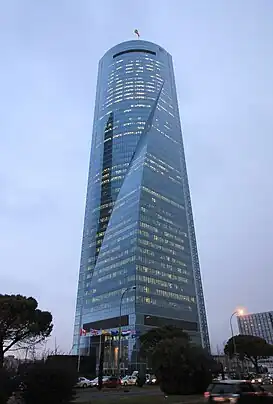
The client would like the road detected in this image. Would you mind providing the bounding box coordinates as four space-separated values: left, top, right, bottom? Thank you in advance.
75 384 273 403
74 386 202 403
75 386 161 402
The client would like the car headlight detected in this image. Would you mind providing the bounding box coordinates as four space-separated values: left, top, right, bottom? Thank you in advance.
152 378 156 383
258 379 262 383
251 380 255 383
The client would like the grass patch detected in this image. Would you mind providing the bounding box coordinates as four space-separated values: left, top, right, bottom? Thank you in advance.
81 394 202 404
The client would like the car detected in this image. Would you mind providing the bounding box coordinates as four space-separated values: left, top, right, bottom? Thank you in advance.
251 376 263 384
262 376 273 385
204 379 273 402
103 376 122 388
90 376 109 387
146 374 157 385
121 376 137 386
90 377 98 387
75 377 92 388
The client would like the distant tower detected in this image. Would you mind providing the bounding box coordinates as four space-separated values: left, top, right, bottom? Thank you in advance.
72 40 210 366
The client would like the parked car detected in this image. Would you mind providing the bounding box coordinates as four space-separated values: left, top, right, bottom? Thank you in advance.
103 376 121 388
75 377 92 388
204 379 273 402
90 376 109 387
146 374 157 385
262 376 273 385
121 375 137 386
251 376 263 384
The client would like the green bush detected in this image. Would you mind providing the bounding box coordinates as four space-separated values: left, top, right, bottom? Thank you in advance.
136 374 146 387
158 366 212 395
20 360 78 404
0 368 17 404
151 337 213 395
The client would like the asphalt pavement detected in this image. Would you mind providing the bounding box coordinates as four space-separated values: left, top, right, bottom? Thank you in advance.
74 384 273 403
75 386 162 402
74 386 203 403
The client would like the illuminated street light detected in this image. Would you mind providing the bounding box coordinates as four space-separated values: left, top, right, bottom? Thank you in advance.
117 286 136 376
230 308 245 377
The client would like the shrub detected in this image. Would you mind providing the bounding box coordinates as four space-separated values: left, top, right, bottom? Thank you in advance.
136 374 146 387
20 360 77 404
0 368 17 404
151 338 213 395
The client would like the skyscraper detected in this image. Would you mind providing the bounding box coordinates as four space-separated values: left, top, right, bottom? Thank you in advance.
73 40 210 366
238 311 273 372
238 311 273 345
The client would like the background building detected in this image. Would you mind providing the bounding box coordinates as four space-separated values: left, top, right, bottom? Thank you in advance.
72 39 210 369
213 354 255 374
238 311 273 372
238 311 273 345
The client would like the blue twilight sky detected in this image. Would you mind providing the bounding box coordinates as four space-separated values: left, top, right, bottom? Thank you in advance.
1 0 273 354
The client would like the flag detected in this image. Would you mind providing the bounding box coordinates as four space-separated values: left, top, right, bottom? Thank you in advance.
96 329 107 336
80 328 87 336
90 329 99 336
134 29 140 38
111 330 119 337
131 330 140 339
121 330 131 337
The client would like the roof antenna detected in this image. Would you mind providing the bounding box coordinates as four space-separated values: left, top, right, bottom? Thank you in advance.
134 29 140 39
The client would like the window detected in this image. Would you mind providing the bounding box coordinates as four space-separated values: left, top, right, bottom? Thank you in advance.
210 384 236 394
239 383 256 393
113 49 156 58
144 315 198 331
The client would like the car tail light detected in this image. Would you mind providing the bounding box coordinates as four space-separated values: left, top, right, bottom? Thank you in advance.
258 391 272 397
204 392 210 399
246 392 271 397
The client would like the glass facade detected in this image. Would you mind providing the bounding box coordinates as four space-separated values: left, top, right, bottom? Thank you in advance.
72 40 210 368
238 311 273 345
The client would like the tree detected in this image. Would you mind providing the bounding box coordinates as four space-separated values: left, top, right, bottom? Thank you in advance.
139 326 215 394
0 368 18 404
139 325 189 361
224 335 273 373
151 337 214 395
20 360 77 404
0 295 53 368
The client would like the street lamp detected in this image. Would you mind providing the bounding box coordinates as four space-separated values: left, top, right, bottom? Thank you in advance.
230 309 244 376
117 285 136 376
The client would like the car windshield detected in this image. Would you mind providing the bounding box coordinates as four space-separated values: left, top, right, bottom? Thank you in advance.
210 383 236 394
209 382 265 395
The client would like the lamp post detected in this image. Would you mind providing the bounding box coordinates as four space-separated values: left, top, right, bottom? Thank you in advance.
117 285 136 376
77 280 85 373
230 309 244 377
